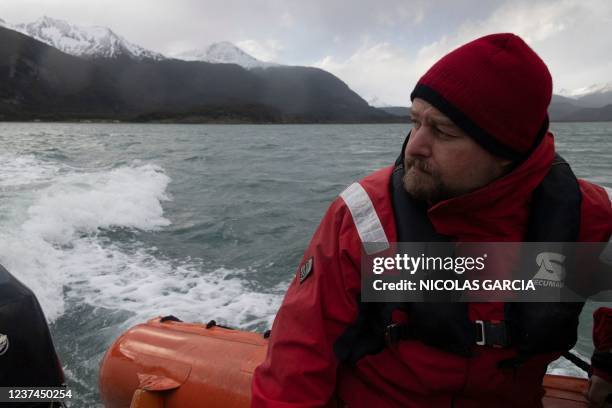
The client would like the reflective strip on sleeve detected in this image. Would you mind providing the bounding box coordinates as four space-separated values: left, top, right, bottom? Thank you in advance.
340 182 389 255
605 187 612 204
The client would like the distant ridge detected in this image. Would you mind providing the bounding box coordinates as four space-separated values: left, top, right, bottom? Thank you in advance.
378 106 409 117
557 104 612 122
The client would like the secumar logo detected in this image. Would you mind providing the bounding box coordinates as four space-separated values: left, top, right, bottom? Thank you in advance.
532 252 566 288
0 333 9 356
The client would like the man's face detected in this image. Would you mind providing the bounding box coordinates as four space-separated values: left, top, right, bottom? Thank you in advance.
403 98 512 204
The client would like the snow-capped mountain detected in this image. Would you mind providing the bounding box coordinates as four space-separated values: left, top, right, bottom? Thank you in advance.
172 41 278 69
556 82 612 108
559 82 612 98
7 16 164 60
3 16 276 69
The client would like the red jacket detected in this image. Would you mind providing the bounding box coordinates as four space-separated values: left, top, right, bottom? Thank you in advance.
252 133 612 408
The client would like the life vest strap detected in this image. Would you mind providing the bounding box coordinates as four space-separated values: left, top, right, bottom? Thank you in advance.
385 320 512 348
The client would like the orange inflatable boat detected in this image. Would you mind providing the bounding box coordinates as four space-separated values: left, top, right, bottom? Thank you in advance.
99 317 590 407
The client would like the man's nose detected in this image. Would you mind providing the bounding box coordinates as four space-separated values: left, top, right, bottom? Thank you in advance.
405 125 433 158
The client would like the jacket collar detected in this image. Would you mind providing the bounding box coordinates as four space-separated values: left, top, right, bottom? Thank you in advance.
426 133 556 241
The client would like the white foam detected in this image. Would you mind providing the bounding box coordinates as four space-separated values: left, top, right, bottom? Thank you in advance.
0 230 67 320
547 350 589 379
0 155 283 329
22 163 171 245
59 239 283 329
0 153 60 188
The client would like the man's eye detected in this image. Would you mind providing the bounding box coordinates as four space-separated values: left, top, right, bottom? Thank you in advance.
435 128 454 138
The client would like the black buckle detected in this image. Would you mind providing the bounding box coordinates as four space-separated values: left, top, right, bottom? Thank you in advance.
475 320 510 348
475 320 486 346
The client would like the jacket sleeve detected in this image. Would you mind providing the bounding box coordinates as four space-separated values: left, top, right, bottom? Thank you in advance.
592 307 612 382
590 186 612 381
251 197 362 408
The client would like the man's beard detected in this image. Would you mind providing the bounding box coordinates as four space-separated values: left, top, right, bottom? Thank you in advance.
402 157 454 204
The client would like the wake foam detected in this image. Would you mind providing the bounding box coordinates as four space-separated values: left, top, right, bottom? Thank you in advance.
0 155 282 329
547 350 589 379
22 163 171 245
0 153 60 188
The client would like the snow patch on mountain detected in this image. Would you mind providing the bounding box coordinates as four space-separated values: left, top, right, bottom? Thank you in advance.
367 96 392 108
8 16 164 60
172 41 278 69
559 82 612 98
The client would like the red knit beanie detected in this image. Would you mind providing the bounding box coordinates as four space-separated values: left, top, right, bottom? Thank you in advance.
410 33 552 160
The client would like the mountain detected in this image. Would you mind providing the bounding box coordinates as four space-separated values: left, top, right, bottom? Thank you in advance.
0 25 394 123
0 25 125 119
557 104 612 122
172 42 277 69
549 90 612 122
548 95 581 121
551 94 578 105
560 82 612 98
367 96 392 108
378 106 410 117
6 16 164 60
573 84 612 109
557 83 612 108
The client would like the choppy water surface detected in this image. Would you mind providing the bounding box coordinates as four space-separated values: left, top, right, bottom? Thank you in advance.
0 122 610 405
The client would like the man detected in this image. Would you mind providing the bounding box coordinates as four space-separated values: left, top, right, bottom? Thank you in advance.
252 33 612 407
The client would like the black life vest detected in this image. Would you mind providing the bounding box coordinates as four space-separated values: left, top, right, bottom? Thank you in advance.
334 151 584 365
0 264 65 388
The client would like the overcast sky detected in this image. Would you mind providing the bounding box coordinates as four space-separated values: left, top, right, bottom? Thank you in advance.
3 0 612 106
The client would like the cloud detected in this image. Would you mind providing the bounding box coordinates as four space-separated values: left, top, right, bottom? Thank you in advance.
3 0 610 100
374 3 426 27
236 39 284 62
280 12 294 28
413 0 580 68
315 42 418 106
314 0 612 105
408 0 612 93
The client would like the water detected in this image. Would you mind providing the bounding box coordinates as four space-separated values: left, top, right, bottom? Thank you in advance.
0 122 610 405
